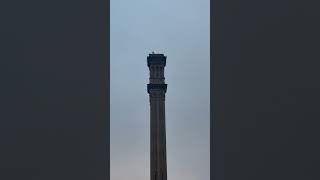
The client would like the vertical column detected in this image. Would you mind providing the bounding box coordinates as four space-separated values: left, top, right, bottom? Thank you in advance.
147 53 167 180
149 91 166 180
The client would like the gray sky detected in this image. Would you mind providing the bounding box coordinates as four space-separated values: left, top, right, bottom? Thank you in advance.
110 0 210 180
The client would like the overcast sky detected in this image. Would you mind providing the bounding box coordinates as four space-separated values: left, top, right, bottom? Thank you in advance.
110 0 210 180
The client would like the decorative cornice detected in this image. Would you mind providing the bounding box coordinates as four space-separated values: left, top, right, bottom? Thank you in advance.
147 84 167 94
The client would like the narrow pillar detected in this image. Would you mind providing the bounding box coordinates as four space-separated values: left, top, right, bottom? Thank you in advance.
147 53 167 180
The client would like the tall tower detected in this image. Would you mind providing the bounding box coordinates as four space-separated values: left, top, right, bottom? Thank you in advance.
147 53 167 180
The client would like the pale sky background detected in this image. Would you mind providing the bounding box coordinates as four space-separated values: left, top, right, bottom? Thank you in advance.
110 0 210 180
